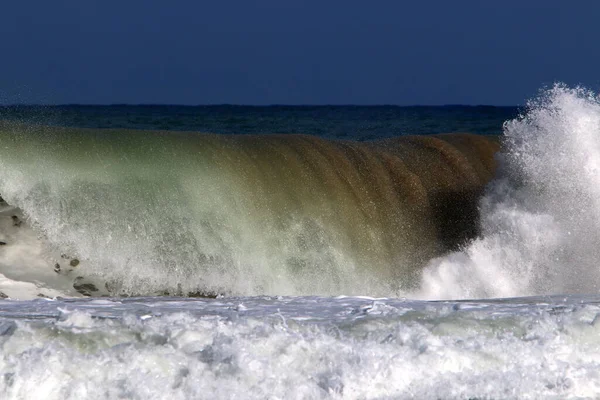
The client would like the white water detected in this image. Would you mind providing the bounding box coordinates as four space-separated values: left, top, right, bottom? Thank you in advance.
0 200 100 299
0 295 598 399
419 84 600 299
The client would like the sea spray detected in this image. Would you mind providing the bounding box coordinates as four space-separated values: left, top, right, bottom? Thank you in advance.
419 84 600 299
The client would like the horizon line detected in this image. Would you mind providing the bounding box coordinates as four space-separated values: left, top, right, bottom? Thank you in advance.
0 103 521 108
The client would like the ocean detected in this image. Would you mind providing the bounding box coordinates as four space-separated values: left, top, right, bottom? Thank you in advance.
0 84 599 398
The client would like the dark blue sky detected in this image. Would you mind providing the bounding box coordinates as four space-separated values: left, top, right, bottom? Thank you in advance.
1 0 599 105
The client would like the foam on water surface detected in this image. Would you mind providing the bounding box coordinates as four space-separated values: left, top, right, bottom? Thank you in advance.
0 295 599 399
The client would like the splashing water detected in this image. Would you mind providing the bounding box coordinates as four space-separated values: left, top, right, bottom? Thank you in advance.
419 84 600 299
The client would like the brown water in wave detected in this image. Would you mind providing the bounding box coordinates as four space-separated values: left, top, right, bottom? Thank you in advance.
0 123 500 295
198 132 500 287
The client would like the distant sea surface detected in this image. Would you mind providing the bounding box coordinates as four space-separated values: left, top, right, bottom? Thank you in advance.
0 104 517 138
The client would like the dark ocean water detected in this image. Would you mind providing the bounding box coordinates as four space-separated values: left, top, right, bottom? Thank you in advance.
0 104 517 138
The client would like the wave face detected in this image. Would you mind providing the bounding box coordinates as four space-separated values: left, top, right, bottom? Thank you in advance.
420 85 600 299
0 123 498 297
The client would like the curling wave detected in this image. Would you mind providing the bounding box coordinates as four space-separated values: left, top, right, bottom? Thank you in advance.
0 122 499 297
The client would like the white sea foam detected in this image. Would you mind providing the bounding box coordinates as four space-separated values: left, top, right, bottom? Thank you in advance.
0 211 80 299
0 295 599 399
419 84 600 299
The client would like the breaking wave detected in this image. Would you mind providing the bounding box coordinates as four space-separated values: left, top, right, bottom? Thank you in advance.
0 123 497 297
1 84 598 300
